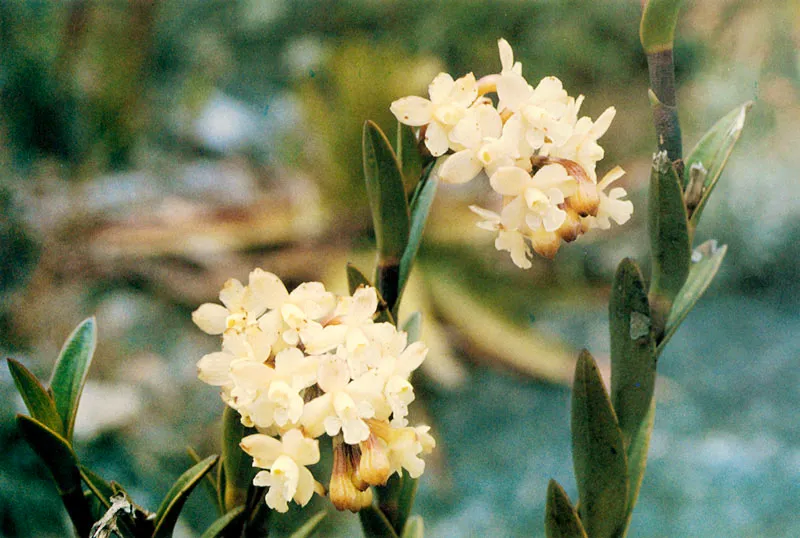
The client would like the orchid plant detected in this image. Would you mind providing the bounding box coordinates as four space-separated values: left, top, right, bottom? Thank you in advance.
7 1 749 537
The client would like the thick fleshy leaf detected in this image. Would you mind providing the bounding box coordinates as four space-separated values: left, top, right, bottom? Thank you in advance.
545 479 588 538
199 506 246 538
152 455 219 538
648 152 691 338
359 504 399 538
400 515 424 538
376 472 418 535
397 122 423 193
609 259 656 447
17 415 93 536
7 359 64 435
49 317 97 441
188 446 222 514
571 350 629 538
401 312 422 344
658 240 727 355
363 120 411 313
80 466 114 509
346 263 394 324
288 510 327 538
685 102 751 230
221 406 250 511
639 0 682 54
620 400 656 536
397 162 439 313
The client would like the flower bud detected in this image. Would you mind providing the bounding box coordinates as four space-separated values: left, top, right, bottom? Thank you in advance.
556 206 583 243
330 437 374 512
358 433 391 486
528 228 562 259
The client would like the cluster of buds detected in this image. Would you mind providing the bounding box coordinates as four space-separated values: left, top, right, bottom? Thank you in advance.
192 269 434 512
391 39 634 268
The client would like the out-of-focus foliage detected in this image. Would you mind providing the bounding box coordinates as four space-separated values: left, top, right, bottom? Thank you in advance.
1 0 798 536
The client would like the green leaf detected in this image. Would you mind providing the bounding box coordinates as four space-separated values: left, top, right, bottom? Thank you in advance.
49 317 97 441
188 446 222 515
685 102 751 231
397 162 439 311
7 359 64 435
545 479 588 538
401 312 422 344
152 455 219 538
620 400 656 536
222 407 250 511
199 506 246 538
571 350 629 538
376 472 418 536
363 120 411 313
17 415 93 536
359 504 399 538
80 467 142 536
609 259 657 448
648 152 691 338
346 263 395 324
396 122 423 193
658 240 727 355
80 465 114 509
640 0 683 54
289 510 327 538
400 515 424 538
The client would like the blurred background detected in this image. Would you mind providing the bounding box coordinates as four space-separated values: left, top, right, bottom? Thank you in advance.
1 1 798 536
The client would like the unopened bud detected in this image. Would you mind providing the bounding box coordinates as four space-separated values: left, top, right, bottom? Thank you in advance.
330 437 374 512
556 206 583 243
358 433 391 486
528 228 562 259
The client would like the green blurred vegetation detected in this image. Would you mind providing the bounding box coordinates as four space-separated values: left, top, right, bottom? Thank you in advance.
1 1 798 536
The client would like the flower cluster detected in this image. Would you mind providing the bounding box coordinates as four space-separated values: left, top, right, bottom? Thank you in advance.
192 269 434 513
391 39 634 268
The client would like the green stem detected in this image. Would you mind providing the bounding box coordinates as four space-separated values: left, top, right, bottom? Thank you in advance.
646 49 683 178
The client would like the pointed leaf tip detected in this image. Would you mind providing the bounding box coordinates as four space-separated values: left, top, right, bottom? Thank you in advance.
571 350 629 538
7 358 64 435
686 102 751 230
50 317 97 441
545 479 587 538
153 455 219 538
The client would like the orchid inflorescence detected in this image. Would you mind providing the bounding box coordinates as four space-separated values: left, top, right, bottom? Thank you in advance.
193 269 434 513
391 39 634 267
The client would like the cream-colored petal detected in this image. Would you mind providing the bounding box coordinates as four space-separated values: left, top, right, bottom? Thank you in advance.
498 38 514 73
424 121 450 157
197 352 234 386
439 150 482 184
489 166 531 196
300 394 332 438
449 72 478 107
542 206 567 232
496 72 531 112
219 278 245 311
192 303 229 335
282 429 320 466
495 230 532 269
448 112 482 149
597 165 626 190
589 106 616 139
231 361 275 391
293 466 316 506
246 269 289 314
428 72 455 103
240 433 283 468
499 195 527 229
390 96 433 127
